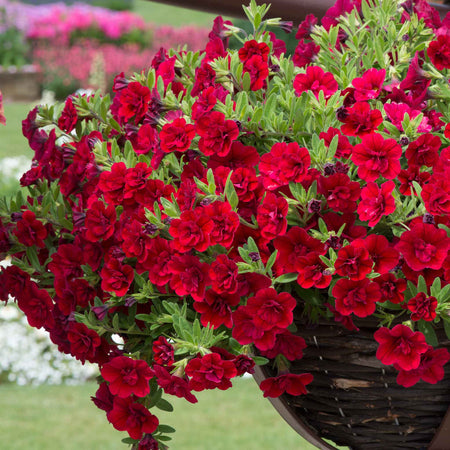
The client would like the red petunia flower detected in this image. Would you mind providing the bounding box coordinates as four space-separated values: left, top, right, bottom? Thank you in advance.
238 40 270 62
58 97 78 133
101 356 155 398
243 54 269 91
318 172 361 213
405 133 441 167
352 133 402 181
202 201 240 248
256 192 288 240
293 40 320 68
335 240 373 280
13 210 48 248
395 222 450 271
209 254 239 294
428 35 450 70
363 234 399 274
295 253 332 289
398 165 431 196
395 346 450 387
357 180 396 227
332 278 381 317
293 66 338 99
352 68 386 101
196 111 239 157
84 200 117 243
100 259 134 297
159 117 195 153
339 102 383 137
153 364 198 403
374 324 429 370
107 397 159 440
319 127 353 159
152 336 175 367
407 292 438 321
260 330 307 361
260 373 313 398
372 273 407 304
115 81 151 124
185 353 237 391
422 176 450 216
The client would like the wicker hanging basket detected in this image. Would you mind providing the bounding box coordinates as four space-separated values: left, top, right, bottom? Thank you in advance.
253 312 450 450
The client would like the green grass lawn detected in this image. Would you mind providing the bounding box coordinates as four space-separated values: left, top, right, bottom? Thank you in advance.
133 0 229 27
0 378 320 450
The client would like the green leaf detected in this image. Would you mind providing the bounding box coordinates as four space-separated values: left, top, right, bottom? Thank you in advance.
242 71 252 91
224 171 239 210
274 273 298 284
417 320 439 347
252 356 269 366
158 424 176 434
156 398 174 412
444 318 450 341
417 275 427 294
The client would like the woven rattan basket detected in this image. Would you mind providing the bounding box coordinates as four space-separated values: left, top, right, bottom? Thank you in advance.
254 313 450 450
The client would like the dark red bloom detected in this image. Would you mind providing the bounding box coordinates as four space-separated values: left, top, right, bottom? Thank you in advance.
396 222 450 271
196 111 239 157
159 118 195 153
115 81 151 124
405 134 441 167
260 330 307 361
357 180 396 227
58 97 78 132
296 253 332 289
398 165 431 196
332 278 381 317
259 142 310 190
107 397 159 440
363 234 399 274
422 176 450 216
256 192 288 240
100 259 134 297
335 240 373 280
84 200 117 242
152 336 175 367
407 292 438 321
395 346 450 387
168 254 210 301
202 201 240 248
293 66 338 99
137 237 175 286
185 353 237 391
67 322 102 364
91 382 114 413
318 172 360 213
296 14 318 39
319 127 353 159
293 40 320 68
98 162 127 205
339 102 383 137
101 356 154 398
209 254 239 294
238 40 270 62
372 273 407 304
260 373 313 398
13 210 47 248
194 289 240 328
17 281 54 329
428 35 450 70
352 133 402 181
374 324 428 370
153 364 198 403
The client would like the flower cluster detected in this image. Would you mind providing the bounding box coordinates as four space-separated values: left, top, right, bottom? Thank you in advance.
2 0 450 448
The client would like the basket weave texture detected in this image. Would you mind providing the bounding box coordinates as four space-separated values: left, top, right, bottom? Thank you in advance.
265 314 450 450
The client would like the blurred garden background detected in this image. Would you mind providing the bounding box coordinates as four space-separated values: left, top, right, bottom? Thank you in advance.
0 1 319 448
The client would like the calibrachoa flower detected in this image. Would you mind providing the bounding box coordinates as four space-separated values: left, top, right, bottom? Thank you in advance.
2 1 450 448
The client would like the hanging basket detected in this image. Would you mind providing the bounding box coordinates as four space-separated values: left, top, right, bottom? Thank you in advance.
253 313 450 450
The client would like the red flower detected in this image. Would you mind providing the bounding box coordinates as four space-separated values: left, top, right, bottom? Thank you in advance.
296 253 332 289
130 123 159 155
153 364 197 403
98 162 127 205
407 292 438 321
84 200 117 243
185 353 237 391
159 118 195 153
260 330 307 361
13 210 47 248
152 336 175 367
196 111 239 157
405 133 441 167
296 14 318 39
332 278 381 317
357 180 396 227
124 162 153 201
243 55 269 91
318 172 361 213
17 281 54 329
100 259 134 297
101 356 154 398
319 127 353 159
363 234 399 274
352 133 402 181
428 35 450 70
293 40 320 68
259 142 310 189
91 382 114 414
352 68 385 101
422 176 450 216
395 346 450 387
209 254 239 294
398 165 431 196
168 254 210 301
58 97 78 132
245 288 296 331
293 66 338 99
107 397 159 440
208 141 260 171
374 324 429 370
335 240 373 280
169 209 213 253
193 289 240 328
202 201 240 248
396 222 450 271
137 237 175 286
259 373 313 398
339 102 383 137
256 192 288 240
238 40 270 62
67 322 102 364
115 81 151 124
372 273 407 304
